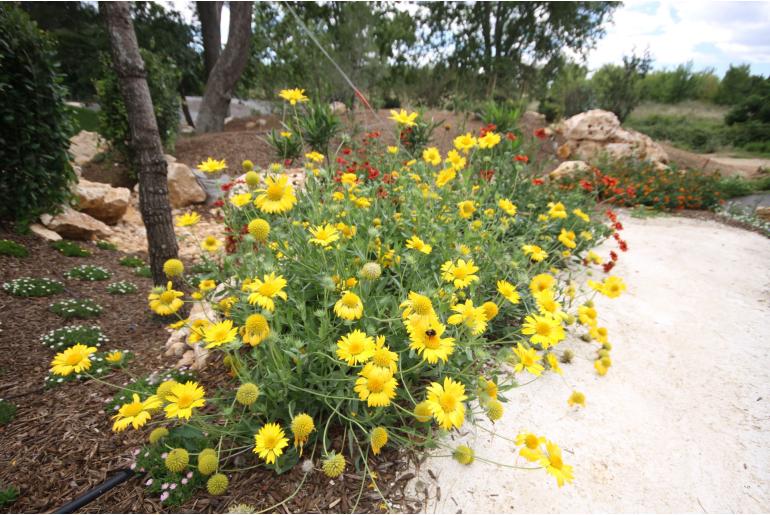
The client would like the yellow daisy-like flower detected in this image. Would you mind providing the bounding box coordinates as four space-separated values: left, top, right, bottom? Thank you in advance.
522 244 548 262
422 146 441 166
354 364 398 407
50 343 97 376
255 175 297 214
546 353 563 375
578 304 598 325
175 212 200 227
389 109 418 127
253 422 289 464
340 172 358 188
333 290 363 320
148 282 184 316
309 223 340 248
229 192 252 208
241 313 269 346
322 452 346 478
521 312 565 348
445 149 466 170
447 299 488 335
457 200 476 219
112 393 162 432
599 276 627 298
305 151 324 163
573 208 590 222
435 167 457 187
529 273 556 295
441 259 480 289
164 381 206 420
201 235 222 252
105 350 123 363
246 219 270 242
497 280 520 304
387 145 398 154
370 427 388 455
369 335 398 374
540 441 575 487
399 291 436 322
498 198 517 216
512 345 544 376
278 88 308 105
199 279 216 292
516 432 545 462
414 400 433 422
197 158 227 174
405 235 432 254
481 301 499 321
534 289 561 315
335 223 356 239
453 132 477 154
407 315 455 364
247 273 288 312
548 202 568 219
336 329 375 365
280 131 292 138
291 413 315 454
478 131 501 149
568 391 586 407
425 377 467 430
203 319 238 348
558 228 577 249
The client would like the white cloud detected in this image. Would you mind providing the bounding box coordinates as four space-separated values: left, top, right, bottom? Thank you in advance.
587 1 770 76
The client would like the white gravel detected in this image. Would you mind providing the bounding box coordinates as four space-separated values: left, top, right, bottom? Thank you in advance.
409 212 770 513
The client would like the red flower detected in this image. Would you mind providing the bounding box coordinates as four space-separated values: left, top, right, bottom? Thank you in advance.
479 123 497 137
619 240 628 252
533 128 548 140
602 261 616 273
213 199 224 208
532 178 544 186
515 155 529 163
506 132 517 142
342 148 352 155
479 169 495 181
283 159 293 167
614 221 624 231
221 182 233 192
610 250 618 262
580 180 593 191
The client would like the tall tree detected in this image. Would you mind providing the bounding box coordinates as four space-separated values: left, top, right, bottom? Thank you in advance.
195 1 253 133
100 1 178 284
197 1 222 79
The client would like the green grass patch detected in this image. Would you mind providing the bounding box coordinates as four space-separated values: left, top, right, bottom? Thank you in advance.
96 240 118 251
66 265 111 281
40 324 107 351
50 298 103 319
52 240 91 257
119 255 146 267
0 239 28 257
2 277 64 297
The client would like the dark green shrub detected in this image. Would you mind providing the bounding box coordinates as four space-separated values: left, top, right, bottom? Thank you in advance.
95 49 180 169
0 239 28 257
2 277 64 297
266 128 303 160
479 100 522 133
399 113 442 153
52 240 91 257
65 264 110 281
96 240 118 250
0 5 77 225
106 281 138 294
299 101 341 156
50 298 103 319
119 255 145 267
40 324 107 351
0 484 18 508
0 400 17 426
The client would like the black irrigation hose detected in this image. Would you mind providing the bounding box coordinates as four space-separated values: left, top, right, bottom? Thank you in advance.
53 469 134 514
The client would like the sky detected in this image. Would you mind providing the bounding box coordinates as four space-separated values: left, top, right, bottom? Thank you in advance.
586 0 770 76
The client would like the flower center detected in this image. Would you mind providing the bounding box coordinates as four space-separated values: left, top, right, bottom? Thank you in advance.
367 375 385 392
439 392 457 412
263 434 278 449
267 183 284 201
66 351 84 365
525 434 539 449
159 291 176 304
413 297 432 316
176 393 193 409
550 455 563 469
123 402 143 417
536 322 552 336
342 293 359 308
348 340 363 355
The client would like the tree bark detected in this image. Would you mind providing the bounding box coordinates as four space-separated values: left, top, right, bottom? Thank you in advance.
195 1 253 133
197 1 223 79
100 1 178 285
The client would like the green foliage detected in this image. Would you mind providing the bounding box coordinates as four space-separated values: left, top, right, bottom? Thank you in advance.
46 350 132 388
95 49 181 168
119 255 146 267
133 265 153 278
592 52 652 122
399 114 442 153
96 240 118 251
640 63 720 104
479 100 522 133
538 62 594 121
625 114 726 153
50 298 103 319
0 5 76 225
52 240 91 257
40 324 107 351
266 129 303 161
0 239 28 258
0 485 18 508
298 101 341 156
714 175 770 198
107 281 139 294
66 105 100 133
715 64 757 105
0 400 17 426
66 264 111 281
2 277 64 297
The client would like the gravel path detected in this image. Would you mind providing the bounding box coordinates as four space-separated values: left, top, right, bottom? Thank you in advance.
409 212 770 513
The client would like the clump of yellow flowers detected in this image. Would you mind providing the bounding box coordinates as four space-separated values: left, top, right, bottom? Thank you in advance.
82 89 628 501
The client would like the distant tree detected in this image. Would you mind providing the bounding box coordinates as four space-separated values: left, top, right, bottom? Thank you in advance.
715 64 758 105
592 51 652 122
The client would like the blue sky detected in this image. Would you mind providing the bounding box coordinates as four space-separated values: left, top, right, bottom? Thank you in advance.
586 1 770 77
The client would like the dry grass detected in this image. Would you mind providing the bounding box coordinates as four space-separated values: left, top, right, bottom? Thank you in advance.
629 100 729 121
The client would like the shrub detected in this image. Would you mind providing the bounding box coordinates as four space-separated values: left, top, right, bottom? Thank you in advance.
40 324 107 351
398 113 442 153
0 400 16 426
266 129 303 161
52 240 91 257
298 101 341 156
592 53 652 122
0 239 28 258
625 114 725 153
66 264 111 281
96 240 118 251
95 49 180 169
0 5 76 225
133 265 152 278
479 100 522 133
0 485 18 508
50 298 102 319
119 255 146 267
2 277 64 297
106 281 138 294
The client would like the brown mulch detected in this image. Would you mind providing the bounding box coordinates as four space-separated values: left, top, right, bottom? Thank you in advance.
0 229 420 514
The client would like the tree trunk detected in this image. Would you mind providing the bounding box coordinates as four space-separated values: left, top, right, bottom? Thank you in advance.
195 2 253 133
197 1 223 79
180 89 195 128
100 1 178 285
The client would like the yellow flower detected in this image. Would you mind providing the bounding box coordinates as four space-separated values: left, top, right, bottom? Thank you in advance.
521 312 565 348
529 273 556 295
369 336 398 373
105 350 123 363
336 329 375 365
598 276 626 298
522 244 548 262
512 345 544 376
568 391 586 407
441 259 479 289
453 132 477 154
445 149 466 170
340 173 358 188
247 272 288 311
229 192 252 208
309 223 340 248
400 291 436 322
448 299 487 335
453 445 475 465
112 393 162 432
580 230 593 241
481 301 499 321
435 167 457 187
370 427 388 455
407 315 455 364
253 422 289 464
197 158 227 174
478 131 501 149
425 377 467 430
389 109 418 126
548 202 568 219
201 235 222 252
414 400 433 422
354 364 398 407
457 200 476 219
516 432 545 462
203 320 238 348
280 131 293 139
534 289 561 315
546 353 563 375
573 208 590 222
540 441 574 487
405 235 432 254
595 359 609 376
199 279 216 292
305 151 324 163
498 198 517 216
291 413 315 454
422 146 441 166
255 175 297 214
335 222 356 239
497 280 520 304
50 343 97 376
241 314 269 346
586 251 602 265
279 88 308 105
175 212 200 227
334 290 364 320
148 282 184 315
322 452 346 478
558 229 577 249
164 381 206 420
387 145 398 154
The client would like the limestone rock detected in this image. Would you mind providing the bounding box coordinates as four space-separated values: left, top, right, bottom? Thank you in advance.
29 223 62 241
330 101 347 115
167 161 206 208
75 178 130 225
756 206 770 222
40 206 113 240
549 161 591 180
561 109 621 141
69 130 106 166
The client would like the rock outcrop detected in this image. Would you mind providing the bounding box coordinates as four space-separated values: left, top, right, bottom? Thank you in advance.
166 160 207 208
40 206 113 240
549 160 592 181
75 178 131 225
69 131 106 166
